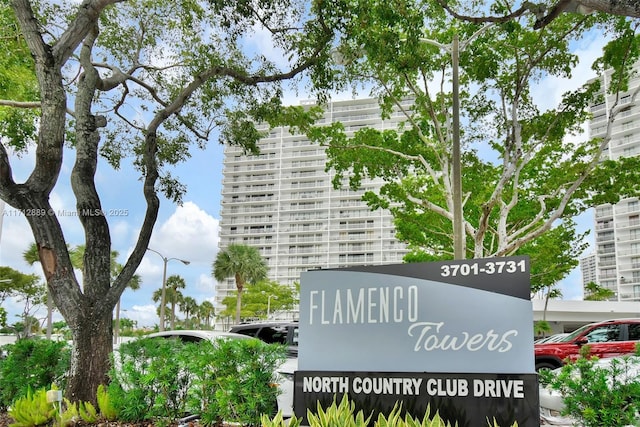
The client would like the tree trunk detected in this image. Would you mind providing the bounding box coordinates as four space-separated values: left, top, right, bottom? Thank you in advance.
235 288 243 324
46 289 53 339
66 307 112 404
171 301 176 330
114 300 121 344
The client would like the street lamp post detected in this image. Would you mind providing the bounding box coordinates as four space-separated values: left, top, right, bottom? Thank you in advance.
146 248 190 331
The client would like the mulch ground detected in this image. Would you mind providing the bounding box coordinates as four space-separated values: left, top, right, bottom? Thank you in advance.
0 412 223 427
0 412 152 426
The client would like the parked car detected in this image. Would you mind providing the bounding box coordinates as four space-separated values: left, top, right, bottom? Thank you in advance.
112 329 295 419
539 355 640 425
534 333 568 344
229 321 299 356
534 318 640 371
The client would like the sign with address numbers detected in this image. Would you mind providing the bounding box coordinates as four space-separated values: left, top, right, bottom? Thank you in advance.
294 256 539 427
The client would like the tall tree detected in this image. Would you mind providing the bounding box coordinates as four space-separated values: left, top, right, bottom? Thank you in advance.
197 300 215 328
314 1 640 266
212 244 268 324
47 244 141 342
0 265 41 330
179 296 198 328
219 279 298 320
151 275 184 331
166 275 186 330
0 0 38 149
584 281 616 300
0 0 335 403
23 243 82 338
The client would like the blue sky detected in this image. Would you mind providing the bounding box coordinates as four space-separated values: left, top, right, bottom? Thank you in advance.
1 138 226 327
0 29 608 329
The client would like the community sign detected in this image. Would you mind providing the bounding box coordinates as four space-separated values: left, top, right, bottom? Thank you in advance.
295 256 539 426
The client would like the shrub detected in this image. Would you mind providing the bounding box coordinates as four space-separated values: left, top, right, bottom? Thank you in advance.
539 345 640 427
188 338 286 426
109 337 194 422
0 338 70 410
110 336 286 426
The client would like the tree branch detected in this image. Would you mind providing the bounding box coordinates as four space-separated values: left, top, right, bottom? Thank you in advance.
0 100 40 108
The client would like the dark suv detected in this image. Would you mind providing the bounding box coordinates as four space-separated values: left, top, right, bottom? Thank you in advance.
229 321 298 356
534 318 640 371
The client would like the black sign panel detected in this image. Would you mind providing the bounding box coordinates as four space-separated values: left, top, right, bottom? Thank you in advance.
297 257 538 426
295 371 540 427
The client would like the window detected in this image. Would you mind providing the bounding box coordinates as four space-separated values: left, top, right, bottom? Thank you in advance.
628 324 640 341
585 325 621 343
256 326 289 345
233 327 260 338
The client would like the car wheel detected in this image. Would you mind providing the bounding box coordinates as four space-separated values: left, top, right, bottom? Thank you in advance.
535 361 559 372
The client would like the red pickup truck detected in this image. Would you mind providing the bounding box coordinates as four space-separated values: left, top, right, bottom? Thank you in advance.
534 318 640 371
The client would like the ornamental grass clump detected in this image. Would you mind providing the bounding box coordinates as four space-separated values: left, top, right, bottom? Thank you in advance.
261 394 521 427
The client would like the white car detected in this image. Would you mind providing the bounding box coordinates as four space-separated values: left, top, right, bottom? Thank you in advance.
113 329 295 419
539 355 640 426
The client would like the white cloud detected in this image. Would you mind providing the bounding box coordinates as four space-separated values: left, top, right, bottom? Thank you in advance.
121 304 159 328
194 272 215 294
150 201 220 265
531 35 607 111
116 201 221 327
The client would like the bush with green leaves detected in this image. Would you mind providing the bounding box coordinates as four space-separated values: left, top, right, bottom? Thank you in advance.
109 337 195 422
539 344 640 427
188 338 286 426
110 336 286 426
0 338 70 410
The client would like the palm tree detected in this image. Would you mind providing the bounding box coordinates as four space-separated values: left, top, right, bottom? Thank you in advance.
151 288 164 328
198 300 215 328
584 281 615 301
166 275 186 329
179 296 198 328
212 244 268 324
535 286 563 338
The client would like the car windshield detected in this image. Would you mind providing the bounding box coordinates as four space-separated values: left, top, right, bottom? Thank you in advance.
557 324 592 342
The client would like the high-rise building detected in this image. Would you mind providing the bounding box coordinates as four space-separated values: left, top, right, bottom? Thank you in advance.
579 252 597 291
216 98 410 314
589 63 640 301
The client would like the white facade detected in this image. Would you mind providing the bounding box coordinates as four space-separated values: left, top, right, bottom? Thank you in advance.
532 299 640 334
579 252 597 290
590 64 640 301
216 98 409 312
